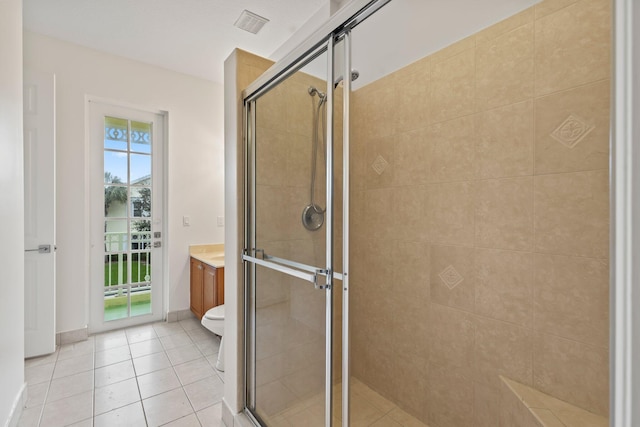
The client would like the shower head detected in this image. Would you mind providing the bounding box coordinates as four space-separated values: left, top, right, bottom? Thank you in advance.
334 69 360 88
309 69 359 96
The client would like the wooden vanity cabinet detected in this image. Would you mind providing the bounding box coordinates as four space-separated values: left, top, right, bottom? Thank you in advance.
190 257 224 319
190 257 204 318
203 263 224 312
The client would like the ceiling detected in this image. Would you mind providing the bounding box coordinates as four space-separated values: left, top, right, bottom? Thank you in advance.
23 0 539 87
22 0 327 83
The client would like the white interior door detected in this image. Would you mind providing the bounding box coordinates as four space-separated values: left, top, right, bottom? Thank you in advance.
89 101 165 333
24 70 56 358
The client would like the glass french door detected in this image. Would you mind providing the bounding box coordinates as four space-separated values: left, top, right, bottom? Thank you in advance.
89 102 165 333
244 32 350 427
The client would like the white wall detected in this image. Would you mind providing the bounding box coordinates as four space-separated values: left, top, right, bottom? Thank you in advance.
270 3 329 61
0 0 25 424
23 32 225 334
222 49 241 424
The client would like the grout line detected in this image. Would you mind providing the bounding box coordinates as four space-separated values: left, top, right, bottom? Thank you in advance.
33 348 59 427
532 56 538 392
534 77 610 101
170 319 204 426
529 167 610 179
92 339 97 427
128 336 149 427
171 345 197 408
34 320 220 426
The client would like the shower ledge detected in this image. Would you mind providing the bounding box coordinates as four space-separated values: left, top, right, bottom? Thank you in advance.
499 376 607 427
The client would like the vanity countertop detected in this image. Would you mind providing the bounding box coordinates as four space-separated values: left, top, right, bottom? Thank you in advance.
189 244 224 268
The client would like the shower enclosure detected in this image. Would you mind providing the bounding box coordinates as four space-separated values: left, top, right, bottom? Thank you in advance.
243 35 348 426
241 0 612 426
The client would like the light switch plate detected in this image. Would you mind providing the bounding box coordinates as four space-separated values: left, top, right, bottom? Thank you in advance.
217 216 224 227
183 216 190 226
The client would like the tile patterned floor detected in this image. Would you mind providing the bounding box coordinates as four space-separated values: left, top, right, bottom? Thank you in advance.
20 317 426 427
19 316 224 427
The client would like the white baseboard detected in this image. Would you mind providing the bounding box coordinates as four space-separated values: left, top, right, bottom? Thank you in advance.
221 400 233 427
5 382 26 427
221 399 256 427
235 413 256 427
56 326 88 345
166 309 195 323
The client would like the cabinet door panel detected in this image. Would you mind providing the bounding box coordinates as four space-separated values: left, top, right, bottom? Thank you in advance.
203 264 216 314
216 268 224 306
190 258 204 318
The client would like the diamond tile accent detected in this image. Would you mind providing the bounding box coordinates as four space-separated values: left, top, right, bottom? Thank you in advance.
550 114 595 148
371 154 389 175
439 265 464 290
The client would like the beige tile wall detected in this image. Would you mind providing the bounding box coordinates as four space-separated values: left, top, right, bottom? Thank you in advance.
350 0 611 425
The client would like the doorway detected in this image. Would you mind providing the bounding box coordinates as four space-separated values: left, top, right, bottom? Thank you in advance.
89 101 166 333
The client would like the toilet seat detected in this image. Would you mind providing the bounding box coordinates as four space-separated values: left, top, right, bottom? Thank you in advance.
204 305 225 320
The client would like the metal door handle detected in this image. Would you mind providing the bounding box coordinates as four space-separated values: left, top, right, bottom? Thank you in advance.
25 244 51 254
242 253 331 289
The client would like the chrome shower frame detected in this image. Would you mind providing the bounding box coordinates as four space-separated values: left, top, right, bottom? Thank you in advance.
243 38 335 427
242 1 392 426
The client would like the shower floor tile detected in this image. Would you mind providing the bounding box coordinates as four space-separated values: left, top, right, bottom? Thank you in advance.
264 378 428 427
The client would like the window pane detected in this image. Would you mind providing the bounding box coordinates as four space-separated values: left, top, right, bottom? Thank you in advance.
131 187 151 218
104 253 128 287
105 185 127 218
130 154 151 185
104 285 129 321
131 284 151 317
131 252 151 284
105 152 129 185
131 121 152 154
105 220 128 252
131 220 151 251
104 116 128 151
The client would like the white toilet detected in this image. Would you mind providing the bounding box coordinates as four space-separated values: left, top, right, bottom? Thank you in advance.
201 304 225 371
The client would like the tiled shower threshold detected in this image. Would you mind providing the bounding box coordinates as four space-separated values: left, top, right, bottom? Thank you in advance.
264 379 428 427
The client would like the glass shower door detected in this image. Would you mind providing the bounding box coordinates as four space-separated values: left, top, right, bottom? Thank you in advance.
244 41 338 427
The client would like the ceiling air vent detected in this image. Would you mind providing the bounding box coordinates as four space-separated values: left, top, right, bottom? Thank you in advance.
234 10 269 34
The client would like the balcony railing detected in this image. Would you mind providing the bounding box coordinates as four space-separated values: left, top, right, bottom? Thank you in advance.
104 231 152 288
104 230 152 252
